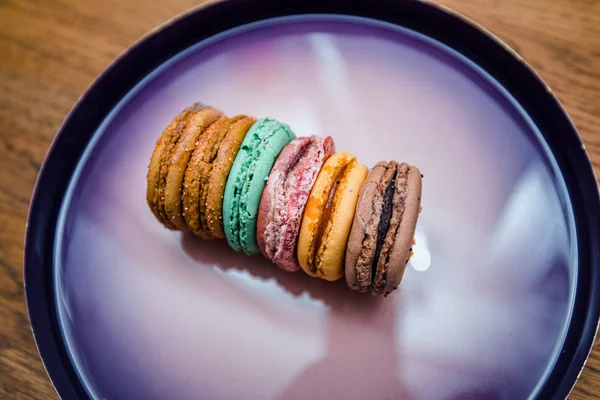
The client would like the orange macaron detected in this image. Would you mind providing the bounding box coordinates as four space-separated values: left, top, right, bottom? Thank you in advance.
297 152 368 281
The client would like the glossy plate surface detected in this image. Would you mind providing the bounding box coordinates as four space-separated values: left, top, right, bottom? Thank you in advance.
52 15 577 400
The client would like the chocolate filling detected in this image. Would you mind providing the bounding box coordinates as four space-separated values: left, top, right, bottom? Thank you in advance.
371 172 396 283
371 163 410 295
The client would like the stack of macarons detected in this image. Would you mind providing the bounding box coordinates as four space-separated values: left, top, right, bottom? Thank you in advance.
147 103 422 297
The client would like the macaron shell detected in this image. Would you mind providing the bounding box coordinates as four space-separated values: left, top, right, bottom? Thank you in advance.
181 153 204 235
164 107 223 230
147 112 183 219
381 165 422 294
146 103 203 229
223 118 295 254
157 107 207 228
205 116 255 239
345 161 388 290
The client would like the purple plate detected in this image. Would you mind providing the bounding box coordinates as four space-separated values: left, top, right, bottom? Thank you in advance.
25 1 600 399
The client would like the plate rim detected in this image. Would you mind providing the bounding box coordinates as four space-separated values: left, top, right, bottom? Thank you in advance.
24 0 600 399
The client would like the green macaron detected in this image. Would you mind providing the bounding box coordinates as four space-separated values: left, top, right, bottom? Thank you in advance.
223 118 295 254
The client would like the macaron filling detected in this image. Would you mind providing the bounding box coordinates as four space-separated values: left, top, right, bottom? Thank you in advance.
372 173 396 280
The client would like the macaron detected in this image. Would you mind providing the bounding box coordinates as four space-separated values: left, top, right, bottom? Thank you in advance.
223 118 295 255
182 115 255 239
345 161 422 296
297 152 368 281
146 103 209 229
163 107 223 230
257 136 335 272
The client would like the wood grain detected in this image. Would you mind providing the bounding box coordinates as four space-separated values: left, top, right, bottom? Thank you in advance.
0 0 598 398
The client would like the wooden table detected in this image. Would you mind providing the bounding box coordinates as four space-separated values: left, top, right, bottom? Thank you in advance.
0 0 598 398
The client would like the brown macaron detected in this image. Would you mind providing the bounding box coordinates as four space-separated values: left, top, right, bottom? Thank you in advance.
164 107 223 230
345 161 422 296
146 103 206 229
183 115 255 239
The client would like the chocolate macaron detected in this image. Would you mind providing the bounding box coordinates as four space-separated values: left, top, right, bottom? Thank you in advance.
297 152 368 281
183 115 255 239
345 161 422 296
257 136 335 272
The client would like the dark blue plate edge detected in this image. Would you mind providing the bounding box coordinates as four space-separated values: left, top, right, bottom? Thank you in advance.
23 0 600 399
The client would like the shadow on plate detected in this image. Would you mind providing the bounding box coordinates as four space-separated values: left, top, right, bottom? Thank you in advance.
181 233 415 400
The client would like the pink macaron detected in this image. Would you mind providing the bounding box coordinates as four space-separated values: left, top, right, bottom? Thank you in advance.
257 135 335 272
